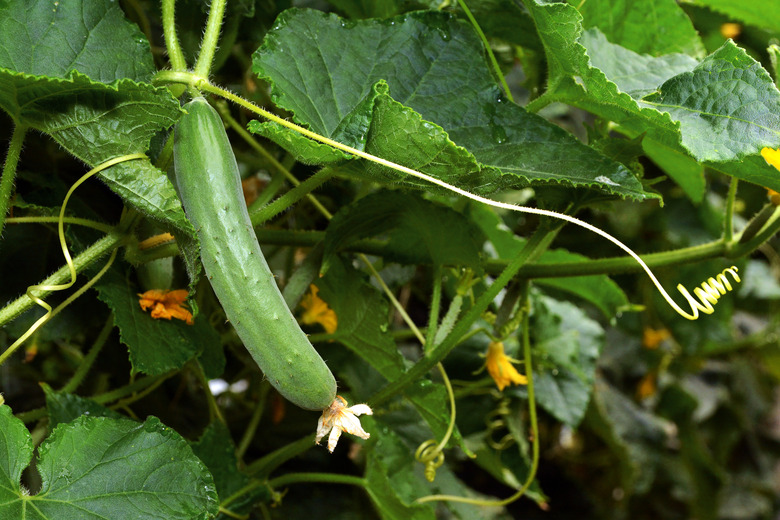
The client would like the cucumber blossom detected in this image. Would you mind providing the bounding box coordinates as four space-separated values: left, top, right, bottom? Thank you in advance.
173 96 337 410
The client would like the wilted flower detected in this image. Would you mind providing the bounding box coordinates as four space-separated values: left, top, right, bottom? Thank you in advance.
315 395 372 453
484 341 528 391
138 289 193 325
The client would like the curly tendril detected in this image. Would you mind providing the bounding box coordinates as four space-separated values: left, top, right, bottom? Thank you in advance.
0 154 146 366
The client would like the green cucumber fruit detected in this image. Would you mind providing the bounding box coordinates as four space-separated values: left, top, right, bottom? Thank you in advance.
173 96 337 410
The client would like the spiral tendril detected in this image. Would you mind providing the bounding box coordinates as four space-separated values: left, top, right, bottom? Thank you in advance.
414 439 445 482
676 267 740 318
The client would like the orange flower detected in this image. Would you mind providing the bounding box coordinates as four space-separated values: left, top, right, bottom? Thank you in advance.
138 289 193 325
299 285 337 334
642 327 670 350
485 341 528 391
719 22 741 39
637 372 657 399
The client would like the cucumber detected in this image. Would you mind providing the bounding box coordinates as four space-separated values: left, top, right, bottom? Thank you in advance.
173 96 337 410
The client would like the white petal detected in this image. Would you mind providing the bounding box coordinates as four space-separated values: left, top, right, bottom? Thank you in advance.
315 415 331 445
327 426 343 453
346 404 373 417
338 413 370 440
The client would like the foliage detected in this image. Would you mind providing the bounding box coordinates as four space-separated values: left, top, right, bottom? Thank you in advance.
2 0 780 519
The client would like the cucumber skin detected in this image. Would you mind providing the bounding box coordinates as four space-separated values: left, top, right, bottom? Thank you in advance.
174 97 336 410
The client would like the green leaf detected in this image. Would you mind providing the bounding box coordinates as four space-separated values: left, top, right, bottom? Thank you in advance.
323 190 482 271
363 426 436 520
0 0 156 83
586 378 670 495
581 29 699 99
190 422 267 516
95 265 222 376
524 0 780 189
0 405 33 517
462 0 542 51
530 293 604 427
685 0 780 34
253 8 653 200
43 384 124 431
316 256 408 379
0 407 218 519
641 40 780 162
571 0 704 57
0 70 191 235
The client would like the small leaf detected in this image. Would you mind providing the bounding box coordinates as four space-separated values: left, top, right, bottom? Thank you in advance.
363 425 436 520
323 190 483 272
529 293 604 427
0 407 218 519
43 384 124 431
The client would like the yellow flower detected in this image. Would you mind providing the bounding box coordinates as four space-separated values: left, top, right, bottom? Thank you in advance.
485 341 528 391
761 147 780 171
642 327 670 350
299 285 338 334
719 22 741 39
315 395 373 453
138 289 194 325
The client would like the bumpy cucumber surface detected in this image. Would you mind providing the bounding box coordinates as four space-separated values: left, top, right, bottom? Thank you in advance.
173 97 336 410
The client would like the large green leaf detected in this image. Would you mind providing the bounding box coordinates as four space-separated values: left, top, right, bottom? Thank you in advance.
0 405 218 519
570 0 704 57
0 0 156 83
524 0 780 190
323 190 482 272
95 265 222 376
253 8 652 200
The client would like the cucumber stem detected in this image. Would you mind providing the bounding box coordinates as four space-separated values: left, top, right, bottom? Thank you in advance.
194 0 228 78
161 0 187 71
0 124 27 238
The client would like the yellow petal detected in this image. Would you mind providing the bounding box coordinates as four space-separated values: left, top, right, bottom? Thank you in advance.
761 147 780 171
485 341 528 391
300 285 338 333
